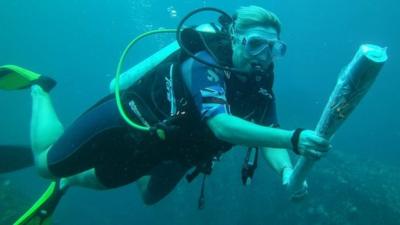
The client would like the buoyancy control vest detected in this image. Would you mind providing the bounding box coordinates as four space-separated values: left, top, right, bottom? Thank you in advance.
120 39 232 168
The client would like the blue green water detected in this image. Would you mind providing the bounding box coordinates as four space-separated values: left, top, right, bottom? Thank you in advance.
1 0 399 224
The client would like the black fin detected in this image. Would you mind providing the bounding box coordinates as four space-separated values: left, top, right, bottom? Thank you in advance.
0 145 34 173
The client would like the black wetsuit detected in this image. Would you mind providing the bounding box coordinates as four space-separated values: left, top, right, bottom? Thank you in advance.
45 51 278 203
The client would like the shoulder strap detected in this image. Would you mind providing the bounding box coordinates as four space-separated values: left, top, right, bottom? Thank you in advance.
179 27 233 67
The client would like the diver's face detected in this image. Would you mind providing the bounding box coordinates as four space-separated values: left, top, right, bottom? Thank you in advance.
232 26 285 73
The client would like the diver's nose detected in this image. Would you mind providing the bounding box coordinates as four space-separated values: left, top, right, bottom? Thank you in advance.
256 49 272 64
255 48 272 63
257 53 268 61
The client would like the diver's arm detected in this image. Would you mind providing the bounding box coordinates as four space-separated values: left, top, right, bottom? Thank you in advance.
207 113 331 158
207 113 293 149
261 147 292 175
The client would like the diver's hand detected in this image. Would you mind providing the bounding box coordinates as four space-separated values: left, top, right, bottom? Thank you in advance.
282 167 308 201
297 130 331 160
290 181 308 201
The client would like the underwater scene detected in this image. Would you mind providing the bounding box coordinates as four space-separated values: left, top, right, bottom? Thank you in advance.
1 0 399 225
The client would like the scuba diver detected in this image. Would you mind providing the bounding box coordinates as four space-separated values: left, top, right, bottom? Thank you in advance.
0 5 331 225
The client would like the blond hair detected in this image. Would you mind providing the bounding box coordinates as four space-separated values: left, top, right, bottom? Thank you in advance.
233 5 281 35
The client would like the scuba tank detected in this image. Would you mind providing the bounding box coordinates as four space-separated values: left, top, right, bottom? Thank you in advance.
109 41 180 93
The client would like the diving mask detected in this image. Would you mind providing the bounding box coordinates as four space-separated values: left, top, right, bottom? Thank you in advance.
237 29 287 58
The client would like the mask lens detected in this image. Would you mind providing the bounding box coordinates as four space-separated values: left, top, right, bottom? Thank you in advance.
271 40 287 57
245 36 269 56
243 35 287 57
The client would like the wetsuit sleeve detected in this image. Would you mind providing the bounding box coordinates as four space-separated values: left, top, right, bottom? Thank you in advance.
180 51 230 121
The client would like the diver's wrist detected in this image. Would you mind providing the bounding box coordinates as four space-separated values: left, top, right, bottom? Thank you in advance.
282 129 295 149
270 128 294 149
